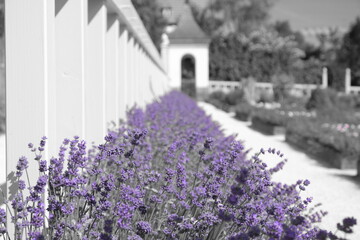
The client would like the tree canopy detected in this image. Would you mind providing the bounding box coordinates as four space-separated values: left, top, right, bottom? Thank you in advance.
131 0 166 51
192 0 271 36
337 17 360 86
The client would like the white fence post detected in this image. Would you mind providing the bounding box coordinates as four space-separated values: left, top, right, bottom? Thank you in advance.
118 26 128 119
134 42 139 106
345 68 351 94
140 49 146 106
105 14 119 128
127 35 135 107
85 0 107 144
55 0 87 144
5 0 55 234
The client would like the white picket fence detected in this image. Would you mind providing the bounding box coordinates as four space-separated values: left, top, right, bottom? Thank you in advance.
2 0 170 228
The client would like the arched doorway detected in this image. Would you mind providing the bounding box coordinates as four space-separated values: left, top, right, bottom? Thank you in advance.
181 54 196 98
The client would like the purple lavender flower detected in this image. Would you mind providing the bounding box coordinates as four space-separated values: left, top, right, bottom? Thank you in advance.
3 91 345 239
229 233 249 240
227 194 239 205
136 221 152 237
16 156 28 177
18 180 26 190
0 208 6 224
39 160 47 172
304 179 310 186
337 217 357 233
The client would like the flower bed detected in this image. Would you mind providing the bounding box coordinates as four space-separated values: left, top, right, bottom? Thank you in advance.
0 91 356 240
286 119 359 170
251 116 285 135
286 131 357 170
252 107 315 127
234 102 253 121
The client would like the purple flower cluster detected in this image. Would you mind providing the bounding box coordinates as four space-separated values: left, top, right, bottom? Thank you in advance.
2 91 357 240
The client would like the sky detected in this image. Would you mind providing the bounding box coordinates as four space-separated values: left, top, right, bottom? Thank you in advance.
192 0 360 32
269 0 360 31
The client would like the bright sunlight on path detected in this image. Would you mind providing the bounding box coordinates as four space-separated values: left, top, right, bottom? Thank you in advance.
198 102 360 239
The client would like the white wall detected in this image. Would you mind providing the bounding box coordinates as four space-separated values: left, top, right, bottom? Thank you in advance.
167 44 209 89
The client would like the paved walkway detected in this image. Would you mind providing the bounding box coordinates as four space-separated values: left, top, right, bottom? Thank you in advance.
198 102 360 239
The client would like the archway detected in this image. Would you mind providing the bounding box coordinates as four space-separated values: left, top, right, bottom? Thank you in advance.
181 54 196 98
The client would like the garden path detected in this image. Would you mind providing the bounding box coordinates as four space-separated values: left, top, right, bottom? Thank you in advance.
198 102 360 240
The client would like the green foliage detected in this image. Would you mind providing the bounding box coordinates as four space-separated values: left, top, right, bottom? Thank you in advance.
257 90 274 104
234 102 253 120
205 91 230 111
206 89 247 112
192 0 271 36
306 88 337 111
337 17 360 85
209 30 301 82
252 108 287 126
131 0 166 51
287 118 360 156
225 89 245 106
292 58 322 84
271 73 294 102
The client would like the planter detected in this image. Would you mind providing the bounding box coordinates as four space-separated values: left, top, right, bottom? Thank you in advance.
286 131 358 170
235 112 251 122
251 117 285 135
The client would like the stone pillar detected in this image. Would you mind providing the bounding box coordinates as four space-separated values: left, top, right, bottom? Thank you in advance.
345 68 351 94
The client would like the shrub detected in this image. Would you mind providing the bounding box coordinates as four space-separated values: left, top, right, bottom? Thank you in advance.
306 88 337 110
225 89 245 106
234 102 253 121
287 117 360 156
271 73 295 102
206 91 230 111
257 89 274 103
252 108 288 126
1 91 352 239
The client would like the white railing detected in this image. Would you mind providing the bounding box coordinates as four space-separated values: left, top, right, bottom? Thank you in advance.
209 67 329 97
209 80 241 93
3 0 170 224
209 80 323 97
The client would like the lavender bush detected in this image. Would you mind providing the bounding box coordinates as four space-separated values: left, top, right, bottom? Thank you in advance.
0 91 356 240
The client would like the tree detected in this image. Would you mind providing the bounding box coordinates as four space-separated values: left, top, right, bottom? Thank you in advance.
337 17 360 86
131 0 166 51
192 0 271 36
209 29 302 82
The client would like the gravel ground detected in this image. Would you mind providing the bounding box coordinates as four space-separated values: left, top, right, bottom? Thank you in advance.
199 102 360 239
